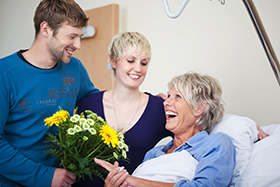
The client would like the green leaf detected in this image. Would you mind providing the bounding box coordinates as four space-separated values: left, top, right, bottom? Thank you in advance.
67 163 76 170
78 157 89 169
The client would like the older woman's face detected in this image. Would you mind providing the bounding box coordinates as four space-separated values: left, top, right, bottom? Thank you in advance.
164 86 197 135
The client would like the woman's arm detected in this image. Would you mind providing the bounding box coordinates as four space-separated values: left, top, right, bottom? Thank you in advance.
94 158 175 187
125 175 175 187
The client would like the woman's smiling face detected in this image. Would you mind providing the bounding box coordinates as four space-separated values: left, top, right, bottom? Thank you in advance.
164 86 197 135
112 47 149 89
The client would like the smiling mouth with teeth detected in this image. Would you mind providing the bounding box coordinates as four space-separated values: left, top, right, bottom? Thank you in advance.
66 49 73 54
166 111 177 119
129 75 140 79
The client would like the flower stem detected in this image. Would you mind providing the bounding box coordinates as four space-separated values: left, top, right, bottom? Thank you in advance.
86 143 105 159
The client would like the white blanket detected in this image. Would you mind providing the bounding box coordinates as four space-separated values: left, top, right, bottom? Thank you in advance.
132 150 198 183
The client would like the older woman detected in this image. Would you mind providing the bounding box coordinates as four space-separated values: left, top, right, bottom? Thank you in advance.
95 71 236 187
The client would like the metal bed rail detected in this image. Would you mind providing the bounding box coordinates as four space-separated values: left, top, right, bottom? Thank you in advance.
162 0 280 86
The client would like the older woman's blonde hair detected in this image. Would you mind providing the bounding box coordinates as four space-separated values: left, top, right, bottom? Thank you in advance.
107 32 151 78
168 71 225 132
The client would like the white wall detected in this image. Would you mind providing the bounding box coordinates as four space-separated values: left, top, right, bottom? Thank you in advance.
0 0 279 126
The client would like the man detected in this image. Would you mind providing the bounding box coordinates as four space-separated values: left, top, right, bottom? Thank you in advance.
0 0 99 186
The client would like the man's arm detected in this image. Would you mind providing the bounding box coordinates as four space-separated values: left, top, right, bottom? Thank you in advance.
0 79 74 187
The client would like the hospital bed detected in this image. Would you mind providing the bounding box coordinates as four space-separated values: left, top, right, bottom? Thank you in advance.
210 114 280 186
147 1 280 185
135 114 280 186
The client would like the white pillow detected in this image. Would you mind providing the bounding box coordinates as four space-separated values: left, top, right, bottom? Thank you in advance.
209 114 259 185
261 124 280 135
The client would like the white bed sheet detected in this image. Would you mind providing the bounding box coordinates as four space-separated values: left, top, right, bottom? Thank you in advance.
233 124 280 187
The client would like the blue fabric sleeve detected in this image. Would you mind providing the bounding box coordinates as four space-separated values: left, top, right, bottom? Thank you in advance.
0 74 55 187
0 138 56 186
76 60 99 104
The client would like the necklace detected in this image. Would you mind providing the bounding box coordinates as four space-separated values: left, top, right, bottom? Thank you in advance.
112 90 142 131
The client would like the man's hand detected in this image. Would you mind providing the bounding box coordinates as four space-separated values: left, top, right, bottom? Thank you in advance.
51 168 76 187
157 93 167 100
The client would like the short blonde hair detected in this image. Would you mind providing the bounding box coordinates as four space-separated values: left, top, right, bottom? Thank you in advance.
168 71 225 132
107 32 151 78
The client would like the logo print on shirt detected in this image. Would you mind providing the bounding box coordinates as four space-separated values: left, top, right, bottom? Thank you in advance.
63 77 76 86
48 77 78 99
19 99 32 111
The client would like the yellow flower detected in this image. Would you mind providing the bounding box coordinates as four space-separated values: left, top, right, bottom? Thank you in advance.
44 109 70 127
99 125 119 148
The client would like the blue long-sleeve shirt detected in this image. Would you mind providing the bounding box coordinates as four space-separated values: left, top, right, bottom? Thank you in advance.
143 131 236 187
0 51 98 187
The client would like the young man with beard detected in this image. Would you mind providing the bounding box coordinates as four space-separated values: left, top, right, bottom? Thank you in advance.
0 0 98 186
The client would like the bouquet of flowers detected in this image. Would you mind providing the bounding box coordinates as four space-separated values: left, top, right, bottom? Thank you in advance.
44 107 129 181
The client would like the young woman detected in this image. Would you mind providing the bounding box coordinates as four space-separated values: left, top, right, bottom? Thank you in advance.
74 32 172 186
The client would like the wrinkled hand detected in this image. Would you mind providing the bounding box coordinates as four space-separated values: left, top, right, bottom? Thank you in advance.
94 158 129 187
257 125 270 140
51 168 76 187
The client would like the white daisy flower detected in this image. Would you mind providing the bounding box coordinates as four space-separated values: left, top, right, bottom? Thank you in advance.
88 128 96 135
118 140 124 149
79 118 87 124
83 122 90 130
74 125 82 132
87 118 94 126
70 114 80 123
67 128 75 135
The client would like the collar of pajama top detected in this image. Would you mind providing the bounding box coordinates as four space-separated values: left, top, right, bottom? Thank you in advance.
146 130 209 159
142 130 236 187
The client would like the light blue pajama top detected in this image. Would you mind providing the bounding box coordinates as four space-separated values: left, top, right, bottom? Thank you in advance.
143 131 236 187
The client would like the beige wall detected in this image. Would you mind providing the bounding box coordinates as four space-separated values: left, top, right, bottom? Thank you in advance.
1 0 279 126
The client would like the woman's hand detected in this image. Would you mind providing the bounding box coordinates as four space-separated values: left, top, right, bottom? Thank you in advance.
94 158 130 187
257 125 270 140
